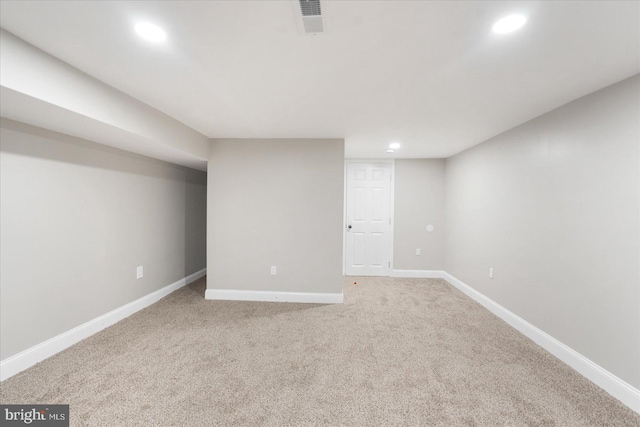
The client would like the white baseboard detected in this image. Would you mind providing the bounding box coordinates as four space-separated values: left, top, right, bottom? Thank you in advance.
443 272 640 414
0 268 206 382
390 269 444 279
205 289 344 304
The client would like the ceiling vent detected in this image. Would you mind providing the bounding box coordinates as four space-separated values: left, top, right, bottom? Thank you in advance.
296 0 324 35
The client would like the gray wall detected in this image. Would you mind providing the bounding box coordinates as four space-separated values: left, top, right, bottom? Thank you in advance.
207 139 344 294
393 159 445 270
0 119 207 360
444 75 640 388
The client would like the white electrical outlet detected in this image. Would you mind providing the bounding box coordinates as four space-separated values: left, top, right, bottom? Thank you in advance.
270 266 277 276
416 248 421 256
489 267 494 279
136 266 144 279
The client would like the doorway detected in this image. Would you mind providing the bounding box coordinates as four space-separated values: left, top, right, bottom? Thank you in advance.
344 161 393 276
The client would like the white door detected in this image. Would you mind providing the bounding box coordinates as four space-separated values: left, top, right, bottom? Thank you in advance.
345 162 392 276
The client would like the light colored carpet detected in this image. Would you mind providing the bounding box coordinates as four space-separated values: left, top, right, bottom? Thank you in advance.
1 276 638 426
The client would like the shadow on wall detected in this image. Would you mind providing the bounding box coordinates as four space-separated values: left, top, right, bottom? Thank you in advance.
0 119 190 178
0 118 208 288
184 167 207 282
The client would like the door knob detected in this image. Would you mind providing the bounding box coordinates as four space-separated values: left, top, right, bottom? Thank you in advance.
347 225 352 230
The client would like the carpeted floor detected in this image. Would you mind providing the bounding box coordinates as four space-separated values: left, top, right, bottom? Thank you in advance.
1 277 638 426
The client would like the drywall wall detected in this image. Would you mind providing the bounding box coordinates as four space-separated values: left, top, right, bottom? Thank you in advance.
393 159 446 271
207 139 344 296
444 75 640 388
0 119 207 360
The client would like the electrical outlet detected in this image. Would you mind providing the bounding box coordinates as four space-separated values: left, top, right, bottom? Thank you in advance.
270 266 277 276
136 266 144 279
489 267 494 279
416 248 421 256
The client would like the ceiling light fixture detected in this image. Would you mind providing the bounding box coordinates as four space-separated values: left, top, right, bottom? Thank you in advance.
386 149 394 153
492 14 527 34
389 142 401 149
135 22 167 43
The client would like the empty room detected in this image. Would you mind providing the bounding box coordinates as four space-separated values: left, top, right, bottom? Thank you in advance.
0 1 638 425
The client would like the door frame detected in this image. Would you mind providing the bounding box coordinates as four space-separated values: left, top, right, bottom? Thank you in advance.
342 159 395 276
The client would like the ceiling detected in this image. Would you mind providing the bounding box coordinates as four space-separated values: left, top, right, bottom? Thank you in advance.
0 1 638 159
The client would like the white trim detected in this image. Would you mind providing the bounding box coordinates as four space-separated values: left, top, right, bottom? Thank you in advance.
443 272 640 414
342 160 348 276
390 269 444 279
205 289 344 304
389 160 395 274
0 268 206 382
183 268 207 284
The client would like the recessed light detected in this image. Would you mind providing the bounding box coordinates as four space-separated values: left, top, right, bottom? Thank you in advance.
389 142 401 149
135 22 167 43
492 14 527 34
386 149 394 153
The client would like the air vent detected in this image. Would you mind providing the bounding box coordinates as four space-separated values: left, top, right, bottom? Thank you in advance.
303 16 323 33
299 0 321 16
296 0 324 34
